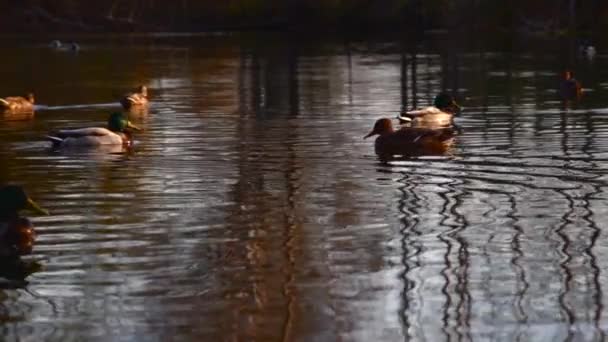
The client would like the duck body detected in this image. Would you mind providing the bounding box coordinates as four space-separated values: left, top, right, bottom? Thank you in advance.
0 94 35 112
47 112 140 149
47 127 131 148
365 118 455 158
0 186 48 257
397 92 459 128
559 71 582 101
120 85 148 110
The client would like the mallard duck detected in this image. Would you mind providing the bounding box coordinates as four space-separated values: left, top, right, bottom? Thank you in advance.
397 92 460 127
559 70 582 100
120 85 148 110
0 93 35 112
365 118 455 158
0 185 49 257
46 112 141 149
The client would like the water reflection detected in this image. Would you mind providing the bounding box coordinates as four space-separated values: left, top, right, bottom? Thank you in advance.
0 33 606 340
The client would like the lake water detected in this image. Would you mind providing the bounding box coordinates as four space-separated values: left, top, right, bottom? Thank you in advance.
0 33 607 341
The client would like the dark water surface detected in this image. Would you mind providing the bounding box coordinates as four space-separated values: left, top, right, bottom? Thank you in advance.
0 33 608 341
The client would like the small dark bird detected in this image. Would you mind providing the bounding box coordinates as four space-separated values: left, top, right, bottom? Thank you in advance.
559 70 582 101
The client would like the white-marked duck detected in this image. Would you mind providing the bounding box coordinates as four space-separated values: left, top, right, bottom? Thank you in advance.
47 112 141 149
120 85 148 110
365 118 455 158
397 92 460 128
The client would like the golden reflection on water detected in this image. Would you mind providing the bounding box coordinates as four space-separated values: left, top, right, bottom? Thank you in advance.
0 34 606 340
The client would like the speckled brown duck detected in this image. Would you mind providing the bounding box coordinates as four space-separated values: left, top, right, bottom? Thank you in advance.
0 93 34 112
364 118 456 158
120 85 148 110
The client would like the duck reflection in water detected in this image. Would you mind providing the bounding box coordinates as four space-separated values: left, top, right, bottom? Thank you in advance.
364 118 456 160
0 185 49 257
0 185 48 287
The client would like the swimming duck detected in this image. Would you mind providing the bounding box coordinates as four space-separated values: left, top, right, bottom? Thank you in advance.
0 185 49 257
559 70 582 101
47 112 141 149
365 118 455 158
49 40 79 52
0 93 35 112
120 85 148 110
397 92 460 127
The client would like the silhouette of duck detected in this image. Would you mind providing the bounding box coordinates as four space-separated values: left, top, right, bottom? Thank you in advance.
398 92 460 127
0 185 49 257
559 70 582 101
0 93 35 112
364 118 456 158
120 85 148 110
49 40 79 52
47 112 141 149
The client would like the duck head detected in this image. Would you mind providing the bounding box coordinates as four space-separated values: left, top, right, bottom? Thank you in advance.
137 85 148 97
364 118 394 139
0 185 49 219
107 112 141 133
26 93 34 104
434 93 460 113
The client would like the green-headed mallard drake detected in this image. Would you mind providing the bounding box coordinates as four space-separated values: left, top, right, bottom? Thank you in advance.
397 92 460 127
0 185 49 257
0 93 35 112
559 70 582 101
47 112 141 149
120 85 148 110
365 118 455 158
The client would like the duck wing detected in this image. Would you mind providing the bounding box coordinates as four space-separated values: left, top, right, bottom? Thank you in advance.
54 127 113 138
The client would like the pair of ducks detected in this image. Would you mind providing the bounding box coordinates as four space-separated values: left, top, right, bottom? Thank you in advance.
365 93 459 158
0 85 148 113
0 186 48 258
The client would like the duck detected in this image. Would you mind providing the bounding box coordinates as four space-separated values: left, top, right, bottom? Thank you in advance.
0 185 49 257
120 85 148 110
397 92 460 127
559 70 582 101
0 93 35 112
46 112 141 149
49 40 80 52
365 118 455 158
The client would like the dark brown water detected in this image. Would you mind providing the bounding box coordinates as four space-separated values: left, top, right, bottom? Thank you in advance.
0 33 608 341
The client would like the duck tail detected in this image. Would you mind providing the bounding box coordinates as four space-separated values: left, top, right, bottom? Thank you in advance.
45 135 64 148
0 98 9 108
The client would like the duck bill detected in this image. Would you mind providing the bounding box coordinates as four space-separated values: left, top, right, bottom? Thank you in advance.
26 198 49 215
127 121 142 131
364 131 375 139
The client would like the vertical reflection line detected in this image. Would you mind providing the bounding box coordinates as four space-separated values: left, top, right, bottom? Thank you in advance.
411 50 418 109
555 188 575 340
580 115 603 339
396 172 423 341
401 49 408 113
281 46 300 342
436 178 466 342
453 198 472 342
346 40 354 106
506 194 529 328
